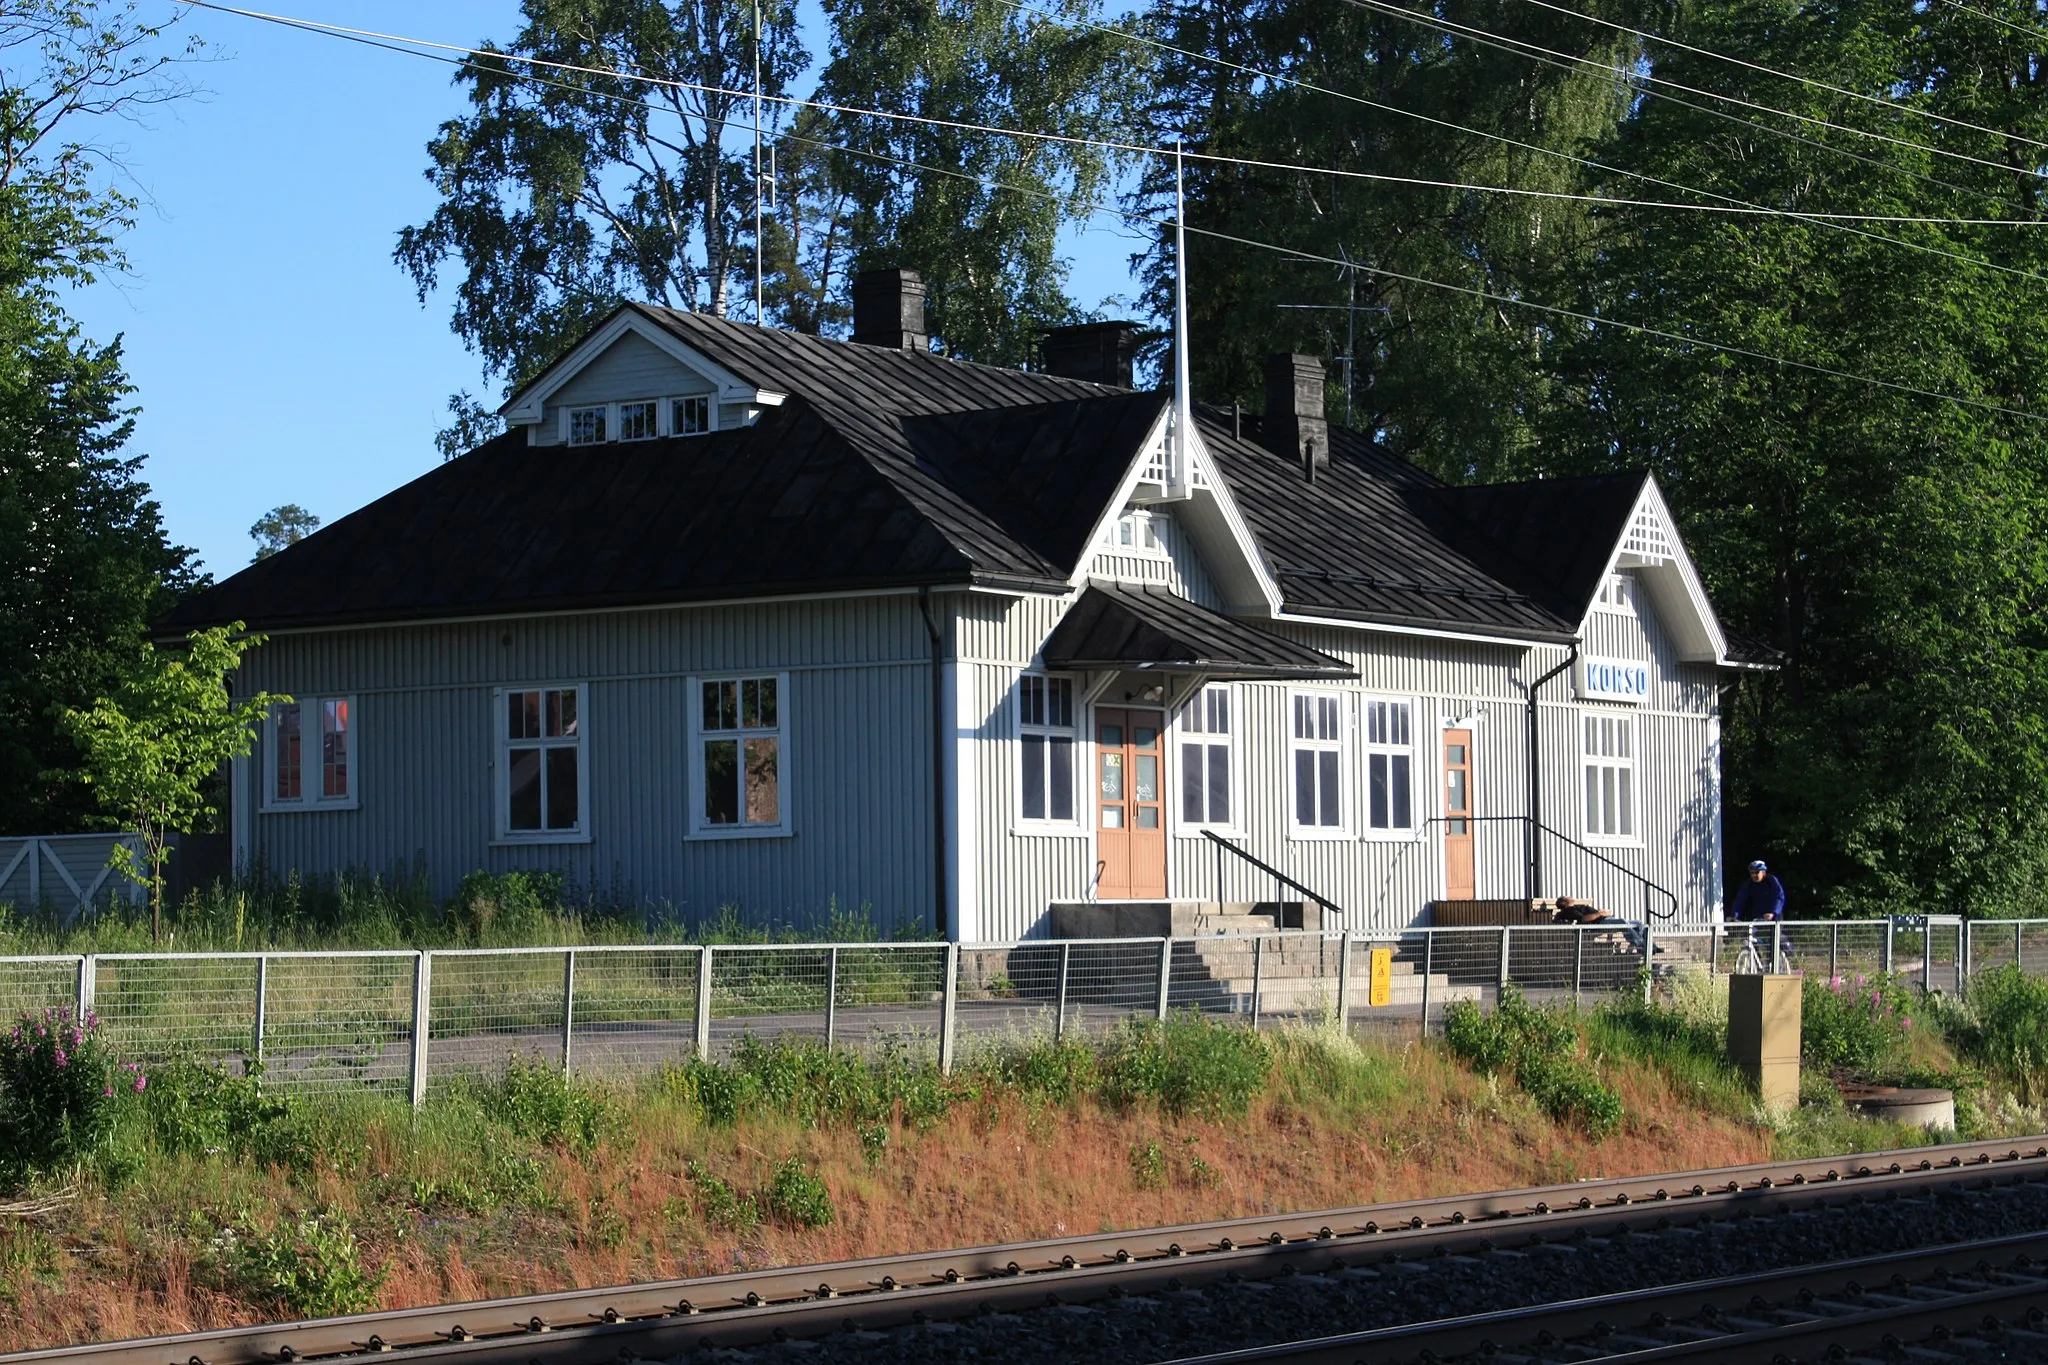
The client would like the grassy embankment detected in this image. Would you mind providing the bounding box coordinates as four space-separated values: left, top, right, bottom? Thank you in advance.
7 963 2047 1352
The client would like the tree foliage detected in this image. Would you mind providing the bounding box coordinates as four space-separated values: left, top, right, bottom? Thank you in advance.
61 625 279 939
248 504 319 560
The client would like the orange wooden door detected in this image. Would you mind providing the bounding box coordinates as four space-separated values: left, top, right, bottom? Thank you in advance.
1443 728 1476 900
1095 708 1168 899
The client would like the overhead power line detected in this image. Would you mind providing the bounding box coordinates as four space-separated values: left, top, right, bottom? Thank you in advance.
1510 0 2048 156
1339 0 2046 196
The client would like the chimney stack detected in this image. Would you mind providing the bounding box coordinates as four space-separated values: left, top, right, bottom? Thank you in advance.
1040 321 1141 388
852 268 929 352
1262 353 1329 481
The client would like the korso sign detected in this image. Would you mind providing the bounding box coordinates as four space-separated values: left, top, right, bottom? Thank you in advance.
1577 656 1651 704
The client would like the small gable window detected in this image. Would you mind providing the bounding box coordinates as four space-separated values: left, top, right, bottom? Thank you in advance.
1101 510 1168 558
673 395 711 436
266 697 356 810
567 406 608 445
618 400 659 441
1594 574 1632 613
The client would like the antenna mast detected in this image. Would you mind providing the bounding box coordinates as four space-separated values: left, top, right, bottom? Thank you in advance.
753 0 764 325
1172 137 1192 490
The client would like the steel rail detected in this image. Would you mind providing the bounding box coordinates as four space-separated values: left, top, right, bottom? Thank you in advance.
7 1136 2047 1365
1161 1227 2048 1362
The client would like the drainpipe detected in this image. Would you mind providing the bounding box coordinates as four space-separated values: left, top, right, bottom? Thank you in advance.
1525 642 1579 904
917 587 950 938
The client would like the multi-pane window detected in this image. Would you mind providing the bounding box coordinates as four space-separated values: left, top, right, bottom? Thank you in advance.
504 687 582 836
268 698 354 808
1291 692 1344 832
1363 699 1414 831
617 399 658 441
1018 673 1076 823
672 395 711 435
567 406 607 445
1583 714 1636 840
700 677 782 830
1178 684 1232 827
1594 574 1632 613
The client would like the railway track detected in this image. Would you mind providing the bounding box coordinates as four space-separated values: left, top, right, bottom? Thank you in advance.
1163 1229 2048 1362
8 1136 2047 1365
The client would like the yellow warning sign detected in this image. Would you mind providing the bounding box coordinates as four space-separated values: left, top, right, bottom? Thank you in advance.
1368 947 1393 1008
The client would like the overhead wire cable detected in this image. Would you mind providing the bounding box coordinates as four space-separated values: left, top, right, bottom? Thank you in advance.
188 0 2048 291
1508 0 2048 155
189 0 2048 427
1337 0 2042 198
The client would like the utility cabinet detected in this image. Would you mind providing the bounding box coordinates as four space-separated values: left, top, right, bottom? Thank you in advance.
1727 972 1802 1113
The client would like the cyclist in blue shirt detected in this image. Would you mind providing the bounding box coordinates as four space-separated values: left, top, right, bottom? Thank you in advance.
1731 860 1786 922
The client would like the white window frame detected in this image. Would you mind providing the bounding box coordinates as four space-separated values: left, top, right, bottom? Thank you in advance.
564 404 608 446
494 684 590 844
1173 683 1238 834
668 393 715 437
261 696 359 812
1360 695 1419 838
1288 689 1350 839
1581 711 1640 846
616 398 660 442
1593 573 1633 614
688 672 791 839
1099 509 1170 559
1015 671 1081 832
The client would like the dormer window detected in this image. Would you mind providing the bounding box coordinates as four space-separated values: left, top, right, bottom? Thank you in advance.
618 400 658 441
1594 574 1632 613
1101 510 1169 558
673 395 710 436
567 405 607 445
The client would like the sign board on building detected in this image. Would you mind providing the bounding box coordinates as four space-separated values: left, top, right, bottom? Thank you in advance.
1576 656 1651 704
1368 947 1393 1007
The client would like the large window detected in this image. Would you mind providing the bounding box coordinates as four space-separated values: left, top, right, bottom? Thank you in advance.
698 676 784 832
1018 673 1076 823
1362 698 1414 832
1291 692 1345 833
1583 713 1636 841
566 405 607 445
502 687 583 838
1178 684 1232 828
266 698 355 809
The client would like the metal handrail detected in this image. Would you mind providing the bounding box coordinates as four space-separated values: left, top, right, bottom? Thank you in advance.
1420 814 1680 923
1200 829 1345 920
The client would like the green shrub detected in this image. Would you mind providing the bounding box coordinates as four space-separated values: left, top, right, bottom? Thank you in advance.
1517 1049 1625 1138
460 1056 615 1155
0 1006 137 1184
1949 965 2048 1102
978 1036 1098 1107
446 871 565 943
687 1160 758 1231
1443 1000 1515 1074
665 1036 956 1132
1445 989 1624 1137
761 1159 835 1229
1128 1139 1168 1190
234 1212 384 1318
142 1059 293 1160
1802 973 1915 1076
1590 988 1751 1118
1100 1013 1272 1120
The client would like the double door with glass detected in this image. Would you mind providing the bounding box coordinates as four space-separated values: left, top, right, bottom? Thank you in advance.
1095 707 1167 899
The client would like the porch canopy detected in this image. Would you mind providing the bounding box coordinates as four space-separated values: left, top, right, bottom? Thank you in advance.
1043 583 1356 681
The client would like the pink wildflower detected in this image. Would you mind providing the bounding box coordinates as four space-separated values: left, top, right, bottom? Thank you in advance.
102 1085 113 1097
132 1073 146 1093
52 1049 66 1068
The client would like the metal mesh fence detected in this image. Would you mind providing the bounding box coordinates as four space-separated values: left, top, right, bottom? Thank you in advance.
0 956 79 1020
263 953 415 1095
0 919 2041 1102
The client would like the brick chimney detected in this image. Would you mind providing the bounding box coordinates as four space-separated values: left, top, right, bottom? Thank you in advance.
851 267 929 352
1040 321 1141 387
1262 353 1330 481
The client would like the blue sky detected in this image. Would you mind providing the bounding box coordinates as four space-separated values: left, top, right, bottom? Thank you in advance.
69 2 1146 579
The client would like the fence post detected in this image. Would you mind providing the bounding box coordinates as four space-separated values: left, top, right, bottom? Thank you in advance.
1829 924 1839 983
2020 921 2028 973
1961 921 1972 985
1250 936 1264 1029
1335 932 1353 1027
1884 918 1895 976
1497 925 1512 997
825 946 840 1047
253 954 269 1067
408 950 431 1110
1771 922 1783 974
1155 938 1173 1021
694 945 714 1062
939 942 959 1076
1923 927 1933 993
76 954 95 1020
1054 942 1071 1042
1572 926 1584 1010
1641 921 1655 1004
560 949 576 1075
1419 932 1434 1034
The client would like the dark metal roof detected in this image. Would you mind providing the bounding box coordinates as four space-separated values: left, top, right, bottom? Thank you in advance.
159 306 1714 650
1042 584 1356 680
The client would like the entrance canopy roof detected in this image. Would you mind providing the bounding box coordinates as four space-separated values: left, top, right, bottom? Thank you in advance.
1043 584 1355 681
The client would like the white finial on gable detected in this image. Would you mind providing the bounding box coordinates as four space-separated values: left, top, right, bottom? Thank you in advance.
1168 136 1195 498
